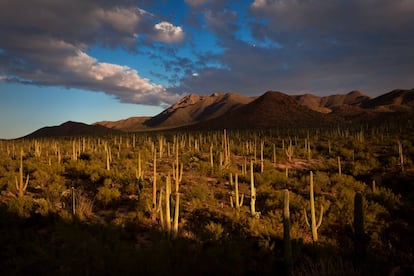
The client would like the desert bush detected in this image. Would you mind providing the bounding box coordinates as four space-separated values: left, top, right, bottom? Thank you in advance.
33 198 53 216
96 179 121 207
8 195 33 218
204 221 225 241
185 180 211 209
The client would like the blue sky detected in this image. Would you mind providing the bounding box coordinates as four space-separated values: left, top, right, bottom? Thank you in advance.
1 0 413 139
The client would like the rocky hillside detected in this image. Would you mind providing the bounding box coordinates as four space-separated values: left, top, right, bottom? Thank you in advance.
143 92 254 128
294 90 371 113
188 91 337 129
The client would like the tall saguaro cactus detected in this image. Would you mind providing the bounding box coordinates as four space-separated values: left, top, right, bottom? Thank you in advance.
172 141 182 238
173 190 180 238
15 149 29 198
151 149 158 221
230 173 244 211
398 140 404 172
250 159 257 217
283 189 293 275
209 143 214 173
165 175 172 234
104 142 111 171
260 141 264 173
285 140 294 162
304 171 323 242
337 156 342 176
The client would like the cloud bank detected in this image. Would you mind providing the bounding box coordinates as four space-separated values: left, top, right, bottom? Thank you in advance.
0 0 413 105
171 0 414 96
0 0 183 105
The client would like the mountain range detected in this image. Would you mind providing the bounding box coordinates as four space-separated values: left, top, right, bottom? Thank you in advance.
23 89 414 138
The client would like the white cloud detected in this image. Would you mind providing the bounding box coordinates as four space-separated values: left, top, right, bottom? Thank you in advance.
62 50 178 105
153 22 184 43
0 0 184 106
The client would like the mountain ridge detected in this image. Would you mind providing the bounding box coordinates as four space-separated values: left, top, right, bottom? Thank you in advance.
19 89 414 138
23 121 122 139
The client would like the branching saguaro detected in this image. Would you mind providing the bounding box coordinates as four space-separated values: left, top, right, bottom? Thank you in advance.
230 173 244 211
304 171 323 242
15 149 29 198
285 140 294 162
223 129 231 167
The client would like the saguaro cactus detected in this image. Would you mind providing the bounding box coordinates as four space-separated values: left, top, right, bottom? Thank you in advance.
210 144 214 172
172 144 182 238
135 152 143 180
398 140 404 172
283 189 293 275
72 187 76 215
104 142 111 171
15 149 29 198
337 156 342 176
250 159 257 217
304 171 323 242
173 190 180 238
230 173 244 211
260 141 264 173
165 175 172 234
285 140 294 162
151 149 158 221
72 140 77 161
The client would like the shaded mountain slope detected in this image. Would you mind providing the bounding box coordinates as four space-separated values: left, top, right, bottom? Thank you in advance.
23 121 122 139
144 93 253 128
295 91 371 113
362 89 414 112
189 91 338 130
95 116 151 132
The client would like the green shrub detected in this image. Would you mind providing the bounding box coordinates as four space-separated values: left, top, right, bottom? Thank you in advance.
8 196 33 218
204 221 224 241
96 179 121 206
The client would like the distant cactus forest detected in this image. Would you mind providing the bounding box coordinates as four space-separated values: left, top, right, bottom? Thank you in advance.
1 125 413 275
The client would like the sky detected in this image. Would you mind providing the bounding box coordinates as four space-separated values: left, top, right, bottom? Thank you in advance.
1 0 413 139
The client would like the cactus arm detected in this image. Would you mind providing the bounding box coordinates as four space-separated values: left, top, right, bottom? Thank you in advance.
316 205 323 229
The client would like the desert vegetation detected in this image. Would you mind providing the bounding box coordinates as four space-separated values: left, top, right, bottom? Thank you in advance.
0 125 413 275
